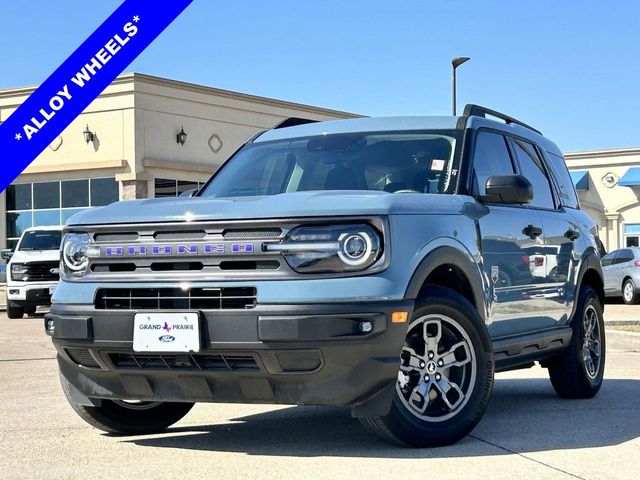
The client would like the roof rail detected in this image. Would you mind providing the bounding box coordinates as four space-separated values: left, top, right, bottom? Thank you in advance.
272 117 319 130
462 104 541 135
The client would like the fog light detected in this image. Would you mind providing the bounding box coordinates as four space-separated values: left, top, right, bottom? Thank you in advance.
45 318 55 335
359 320 373 333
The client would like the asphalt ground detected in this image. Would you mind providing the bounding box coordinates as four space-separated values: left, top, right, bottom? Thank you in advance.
1 308 639 480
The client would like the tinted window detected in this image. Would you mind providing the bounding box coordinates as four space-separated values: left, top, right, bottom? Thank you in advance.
177 180 199 196
33 182 60 209
91 178 119 206
6 211 33 238
601 252 617 267
62 180 89 207
6 184 32 210
33 210 61 226
18 231 62 251
546 151 579 209
616 249 635 264
512 139 554 209
472 132 515 196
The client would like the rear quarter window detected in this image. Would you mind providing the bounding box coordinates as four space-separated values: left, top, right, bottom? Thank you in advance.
545 151 579 209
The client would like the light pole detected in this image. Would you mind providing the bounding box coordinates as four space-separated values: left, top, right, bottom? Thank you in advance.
452 56 470 115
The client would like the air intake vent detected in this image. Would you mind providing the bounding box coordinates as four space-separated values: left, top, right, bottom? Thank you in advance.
94 287 257 310
109 352 259 371
94 232 139 242
154 230 206 240
65 348 101 368
223 228 282 239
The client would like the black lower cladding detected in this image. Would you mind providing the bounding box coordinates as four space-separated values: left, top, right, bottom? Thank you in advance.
14 289 52 307
49 300 413 414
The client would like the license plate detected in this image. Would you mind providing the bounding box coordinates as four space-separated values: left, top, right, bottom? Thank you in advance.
133 313 200 352
48 285 57 295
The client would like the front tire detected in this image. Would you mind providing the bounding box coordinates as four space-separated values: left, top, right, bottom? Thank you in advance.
6 300 24 319
547 286 605 398
60 373 194 435
24 306 37 316
622 279 638 305
360 286 494 447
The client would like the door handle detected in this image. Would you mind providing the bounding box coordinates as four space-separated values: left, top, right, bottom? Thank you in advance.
523 224 543 239
564 228 581 241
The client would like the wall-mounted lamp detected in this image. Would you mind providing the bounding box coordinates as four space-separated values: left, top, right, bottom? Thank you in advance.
176 126 187 146
83 124 94 144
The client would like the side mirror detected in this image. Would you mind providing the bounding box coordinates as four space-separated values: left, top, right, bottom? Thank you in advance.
480 175 533 204
179 189 197 198
1 249 13 261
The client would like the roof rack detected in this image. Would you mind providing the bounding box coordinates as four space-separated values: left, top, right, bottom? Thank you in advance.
463 104 541 135
272 117 319 130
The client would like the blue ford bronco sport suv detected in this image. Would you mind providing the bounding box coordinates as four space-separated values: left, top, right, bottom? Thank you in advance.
47 105 605 447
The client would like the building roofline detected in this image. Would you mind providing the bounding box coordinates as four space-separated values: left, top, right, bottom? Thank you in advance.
0 72 362 119
564 147 640 159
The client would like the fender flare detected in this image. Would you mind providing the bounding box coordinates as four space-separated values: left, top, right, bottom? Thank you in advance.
572 250 605 319
404 246 488 322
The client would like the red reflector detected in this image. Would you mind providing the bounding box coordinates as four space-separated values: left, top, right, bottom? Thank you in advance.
535 257 544 267
634 260 640 267
521 255 529 265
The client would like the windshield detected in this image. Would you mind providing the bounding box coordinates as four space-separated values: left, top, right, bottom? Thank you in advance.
200 131 458 198
18 231 62 251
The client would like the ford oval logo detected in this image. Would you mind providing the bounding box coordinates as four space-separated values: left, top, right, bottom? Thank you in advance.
159 335 175 343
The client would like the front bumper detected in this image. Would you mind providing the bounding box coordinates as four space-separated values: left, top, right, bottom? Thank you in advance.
7 281 57 307
46 300 413 416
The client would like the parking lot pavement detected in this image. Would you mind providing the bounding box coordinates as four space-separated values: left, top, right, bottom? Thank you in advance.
603 301 640 323
1 313 639 480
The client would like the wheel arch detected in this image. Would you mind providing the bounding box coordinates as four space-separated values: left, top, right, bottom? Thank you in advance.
574 252 605 314
404 246 488 322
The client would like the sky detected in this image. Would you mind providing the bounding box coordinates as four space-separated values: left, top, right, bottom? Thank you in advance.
1 0 639 153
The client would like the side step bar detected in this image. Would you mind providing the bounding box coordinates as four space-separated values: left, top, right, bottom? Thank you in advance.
492 326 572 372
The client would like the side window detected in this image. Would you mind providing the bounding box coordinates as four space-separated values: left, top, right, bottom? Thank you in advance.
545 151 579 209
511 138 555 209
615 249 635 264
601 251 618 267
472 132 515 195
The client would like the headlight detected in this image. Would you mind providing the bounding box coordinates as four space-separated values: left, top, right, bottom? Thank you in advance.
266 224 382 273
10 263 27 281
62 233 91 276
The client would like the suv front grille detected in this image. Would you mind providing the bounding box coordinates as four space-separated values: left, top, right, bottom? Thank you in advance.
25 261 59 282
108 352 259 371
94 287 257 310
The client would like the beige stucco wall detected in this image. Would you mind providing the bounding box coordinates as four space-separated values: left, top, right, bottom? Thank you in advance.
565 148 640 251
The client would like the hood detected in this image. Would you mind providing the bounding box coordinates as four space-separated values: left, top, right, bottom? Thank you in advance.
67 191 466 226
9 249 60 264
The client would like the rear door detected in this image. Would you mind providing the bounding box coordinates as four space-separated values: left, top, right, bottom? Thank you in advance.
601 250 620 293
613 248 636 293
471 130 547 337
509 137 579 324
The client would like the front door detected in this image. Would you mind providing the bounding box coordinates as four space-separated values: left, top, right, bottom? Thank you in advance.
470 130 548 337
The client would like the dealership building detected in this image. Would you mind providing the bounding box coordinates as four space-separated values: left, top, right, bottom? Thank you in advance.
0 73 638 254
0 73 357 250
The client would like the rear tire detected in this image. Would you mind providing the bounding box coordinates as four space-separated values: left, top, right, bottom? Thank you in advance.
360 286 494 447
60 373 194 435
6 301 24 319
622 279 638 305
547 286 605 398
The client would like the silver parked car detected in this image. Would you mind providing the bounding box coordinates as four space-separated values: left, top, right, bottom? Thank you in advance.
602 247 640 304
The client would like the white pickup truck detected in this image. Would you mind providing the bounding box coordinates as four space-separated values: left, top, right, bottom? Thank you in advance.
2 226 63 319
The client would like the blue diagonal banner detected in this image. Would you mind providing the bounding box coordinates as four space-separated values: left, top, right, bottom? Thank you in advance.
0 0 193 192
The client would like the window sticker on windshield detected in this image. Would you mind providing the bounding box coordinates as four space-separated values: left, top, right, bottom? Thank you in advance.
430 159 446 171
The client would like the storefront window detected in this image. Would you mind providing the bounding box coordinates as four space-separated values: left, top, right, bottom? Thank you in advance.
62 180 89 208
624 224 640 247
5 177 119 250
155 178 204 197
33 182 60 209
